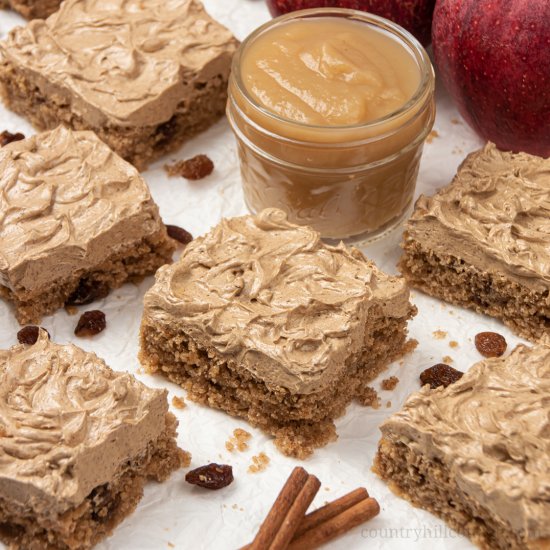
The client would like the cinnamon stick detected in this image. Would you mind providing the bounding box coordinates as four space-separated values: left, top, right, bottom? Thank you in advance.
293 487 369 539
248 466 309 550
269 474 321 550
241 487 371 550
288 497 380 550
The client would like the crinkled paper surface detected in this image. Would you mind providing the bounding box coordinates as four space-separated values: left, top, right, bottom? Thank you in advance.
0 2 526 549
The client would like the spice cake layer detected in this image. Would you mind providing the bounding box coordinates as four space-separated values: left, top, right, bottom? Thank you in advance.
0 0 61 20
0 126 174 324
140 208 416 458
0 0 239 169
0 330 186 550
400 142 550 342
374 344 550 550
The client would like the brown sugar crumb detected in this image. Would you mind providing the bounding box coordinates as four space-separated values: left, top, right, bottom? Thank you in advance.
475 331 507 358
451 117 461 124
371 397 381 410
420 363 464 389
432 330 447 340
0 130 25 146
248 452 270 473
65 305 79 316
185 463 233 489
17 326 50 345
449 340 459 349
181 450 192 468
386 401 392 408
404 338 419 354
426 129 439 144
172 396 186 410
443 355 454 364
166 224 193 246
381 376 399 391
165 154 214 180
74 310 106 337
225 428 252 453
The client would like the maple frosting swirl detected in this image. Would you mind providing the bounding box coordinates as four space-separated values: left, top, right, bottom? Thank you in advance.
407 143 550 293
0 0 238 127
0 126 164 294
143 209 412 394
0 331 168 514
380 344 550 541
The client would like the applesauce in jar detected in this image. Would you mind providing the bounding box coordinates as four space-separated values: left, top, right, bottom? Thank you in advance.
227 9 435 242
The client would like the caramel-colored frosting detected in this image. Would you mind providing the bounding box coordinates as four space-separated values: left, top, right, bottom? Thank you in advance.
406 143 550 293
143 209 413 394
0 0 238 127
380 344 550 542
0 126 165 296
0 331 168 514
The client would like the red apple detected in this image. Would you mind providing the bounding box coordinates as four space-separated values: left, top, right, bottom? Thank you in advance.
432 0 550 157
266 0 436 46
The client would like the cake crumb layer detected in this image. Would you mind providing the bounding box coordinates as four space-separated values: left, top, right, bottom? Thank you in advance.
0 0 238 169
400 143 550 342
0 126 174 323
374 344 550 550
1 0 61 19
140 209 416 457
0 332 186 549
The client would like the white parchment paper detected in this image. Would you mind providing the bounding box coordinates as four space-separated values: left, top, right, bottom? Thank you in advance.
0 2 526 549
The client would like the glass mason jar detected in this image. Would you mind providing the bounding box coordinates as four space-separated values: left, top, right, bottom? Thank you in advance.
227 8 435 243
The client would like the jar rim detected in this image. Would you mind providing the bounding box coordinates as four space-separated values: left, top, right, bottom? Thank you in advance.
231 7 435 132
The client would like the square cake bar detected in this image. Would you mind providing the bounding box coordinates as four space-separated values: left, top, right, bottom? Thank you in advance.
400 142 549 342
0 126 175 324
374 344 550 550
0 330 187 550
139 208 417 458
0 0 61 20
0 0 238 170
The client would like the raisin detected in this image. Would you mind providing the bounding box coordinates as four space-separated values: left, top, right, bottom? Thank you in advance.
66 279 110 306
165 154 214 180
185 463 233 490
420 363 464 389
74 310 106 337
0 130 25 147
475 332 507 358
17 326 50 345
166 224 193 246
155 118 178 149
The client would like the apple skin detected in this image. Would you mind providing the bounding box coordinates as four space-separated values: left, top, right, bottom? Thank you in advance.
432 0 550 157
266 0 436 46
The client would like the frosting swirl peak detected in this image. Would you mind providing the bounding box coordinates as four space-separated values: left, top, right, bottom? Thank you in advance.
0 0 238 127
407 143 550 292
381 344 550 541
0 126 163 294
143 209 412 393
0 332 167 514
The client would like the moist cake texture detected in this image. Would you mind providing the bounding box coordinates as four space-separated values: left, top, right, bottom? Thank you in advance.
0 331 186 550
374 344 550 550
0 0 238 170
400 142 550 342
0 0 61 19
0 126 174 324
140 208 416 458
